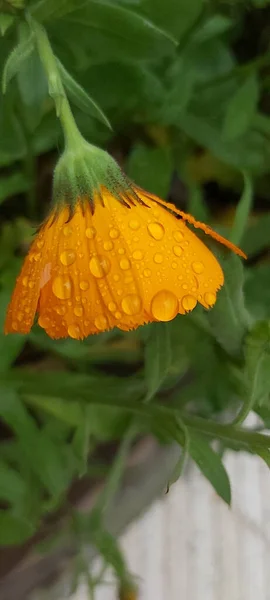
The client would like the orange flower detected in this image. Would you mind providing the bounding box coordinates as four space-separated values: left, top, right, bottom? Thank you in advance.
5 186 245 340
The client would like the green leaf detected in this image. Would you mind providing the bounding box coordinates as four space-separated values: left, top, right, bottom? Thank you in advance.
189 432 231 504
207 254 249 357
144 322 173 401
127 144 173 198
0 289 26 372
245 264 270 319
2 34 35 93
30 0 88 21
57 59 111 129
234 321 270 424
0 172 30 204
142 0 203 39
241 213 270 257
56 1 177 62
230 171 253 246
0 13 15 36
0 461 28 507
223 74 259 140
0 512 35 546
191 15 233 43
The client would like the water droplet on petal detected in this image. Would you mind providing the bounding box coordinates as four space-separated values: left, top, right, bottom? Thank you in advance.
12 321 18 331
204 292 216 306
86 227 96 239
147 222 165 240
95 315 109 331
173 246 183 257
22 276 28 287
182 295 197 312
109 228 120 239
173 231 184 242
28 281 34 289
172 262 177 269
84 320 90 327
118 248 125 255
120 258 131 271
132 250 143 260
115 311 122 319
121 294 142 316
104 241 114 251
129 219 140 230
63 225 72 237
68 324 81 339
143 269 151 278
89 255 111 278
80 280 89 291
75 295 80 302
108 302 117 312
38 315 48 328
17 312 23 322
55 306 66 316
60 249 76 266
151 290 178 322
192 261 204 274
154 253 163 264
182 283 188 290
113 274 120 282
37 239 44 249
52 275 72 299
74 305 83 317
34 253 41 262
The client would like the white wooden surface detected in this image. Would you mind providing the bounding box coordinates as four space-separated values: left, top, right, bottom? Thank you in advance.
70 451 270 600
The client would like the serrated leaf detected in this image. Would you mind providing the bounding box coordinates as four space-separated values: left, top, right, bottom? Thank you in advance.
57 59 111 129
0 512 35 546
2 34 35 93
189 432 231 504
223 74 259 140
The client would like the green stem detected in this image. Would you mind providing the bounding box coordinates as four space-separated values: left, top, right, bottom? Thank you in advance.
26 15 83 149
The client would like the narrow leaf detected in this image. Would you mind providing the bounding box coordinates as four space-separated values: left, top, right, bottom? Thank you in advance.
189 432 231 505
57 59 112 130
223 74 259 140
230 171 253 245
2 35 34 93
144 322 172 401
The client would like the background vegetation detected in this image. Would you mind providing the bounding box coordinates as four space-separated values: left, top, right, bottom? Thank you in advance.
1 0 270 597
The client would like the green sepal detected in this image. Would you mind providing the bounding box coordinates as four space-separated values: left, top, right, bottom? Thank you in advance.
53 141 135 212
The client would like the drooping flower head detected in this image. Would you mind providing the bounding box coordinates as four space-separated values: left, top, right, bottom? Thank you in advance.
5 143 246 340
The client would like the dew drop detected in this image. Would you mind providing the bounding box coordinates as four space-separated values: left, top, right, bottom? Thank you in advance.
38 315 48 329
115 311 122 319
129 219 140 230
25 306 31 314
28 281 34 289
74 305 83 317
63 225 72 237
80 280 89 291
204 292 216 306
113 274 120 282
120 258 131 271
34 253 41 262
75 295 80 302
52 275 72 299
143 269 151 278
182 295 197 312
68 324 81 339
86 227 96 239
182 283 188 290
154 253 163 264
108 302 117 312
121 294 142 316
22 276 28 287
60 249 76 266
173 245 183 257
172 262 177 269
192 261 204 274
89 255 111 278
104 241 114 251
17 312 23 322
109 228 120 239
37 239 44 249
12 321 18 331
151 290 178 322
118 248 125 255
132 250 143 260
95 315 109 331
82 298 87 305
55 306 66 316
147 222 165 240
173 231 184 242
84 320 90 327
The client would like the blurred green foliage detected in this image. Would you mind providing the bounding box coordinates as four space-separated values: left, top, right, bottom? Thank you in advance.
1 0 270 596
